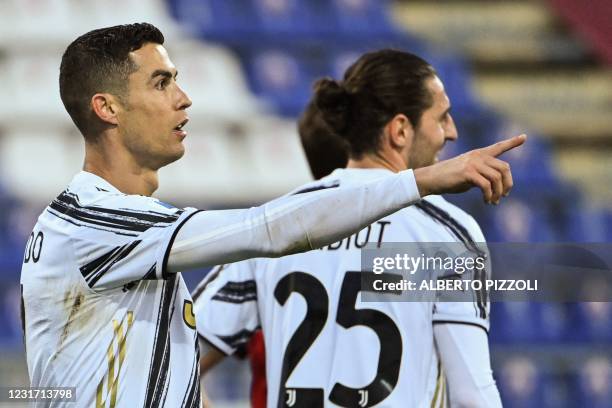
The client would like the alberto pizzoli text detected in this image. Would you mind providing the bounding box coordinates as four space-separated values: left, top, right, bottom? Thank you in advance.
372 279 538 292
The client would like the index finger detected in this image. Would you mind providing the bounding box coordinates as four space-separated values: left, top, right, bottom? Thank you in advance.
481 134 527 157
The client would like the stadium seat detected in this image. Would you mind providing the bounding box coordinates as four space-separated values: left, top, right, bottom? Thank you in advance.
537 303 568 343
0 284 25 339
326 48 363 80
497 357 547 408
158 118 310 204
241 117 311 194
240 47 319 116
572 357 611 408
167 0 215 35
252 0 306 35
252 0 335 38
490 302 539 343
452 108 503 150
567 206 609 242
330 0 398 38
157 124 244 203
567 302 612 343
168 41 264 122
428 53 479 112
0 0 73 47
487 196 556 242
324 38 428 80
1 54 67 127
0 185 22 274
87 0 181 36
169 0 260 42
0 130 82 202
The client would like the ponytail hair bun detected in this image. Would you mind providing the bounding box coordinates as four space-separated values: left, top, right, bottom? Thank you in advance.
313 78 352 137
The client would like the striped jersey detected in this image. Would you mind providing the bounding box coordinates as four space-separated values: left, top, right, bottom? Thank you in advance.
194 168 489 408
20 171 201 407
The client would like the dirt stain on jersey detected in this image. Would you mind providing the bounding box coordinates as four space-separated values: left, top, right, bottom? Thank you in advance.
53 287 85 361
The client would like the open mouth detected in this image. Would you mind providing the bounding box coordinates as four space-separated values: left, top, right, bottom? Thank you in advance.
174 118 189 131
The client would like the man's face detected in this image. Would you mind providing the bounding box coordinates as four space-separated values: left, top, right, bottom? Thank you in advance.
408 76 458 169
116 43 192 170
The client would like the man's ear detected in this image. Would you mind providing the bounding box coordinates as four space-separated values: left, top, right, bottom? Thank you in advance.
386 113 414 149
91 93 120 126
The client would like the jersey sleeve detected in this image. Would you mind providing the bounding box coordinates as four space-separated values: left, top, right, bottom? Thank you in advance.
433 323 502 407
166 169 421 272
66 192 200 291
433 216 490 331
192 260 260 356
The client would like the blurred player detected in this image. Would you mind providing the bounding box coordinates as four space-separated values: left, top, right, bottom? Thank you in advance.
19 23 521 407
194 50 509 407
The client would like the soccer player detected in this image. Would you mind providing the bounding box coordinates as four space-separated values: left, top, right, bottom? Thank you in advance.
20 22 520 406
194 50 506 407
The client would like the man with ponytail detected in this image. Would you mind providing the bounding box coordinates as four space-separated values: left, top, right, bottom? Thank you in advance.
195 50 516 407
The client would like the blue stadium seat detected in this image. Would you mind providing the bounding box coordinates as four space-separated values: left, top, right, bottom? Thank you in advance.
0 283 24 345
253 0 308 36
490 302 567 344
167 0 215 34
252 0 335 38
168 0 260 42
330 0 397 38
240 47 320 116
0 185 24 277
486 195 556 242
452 108 503 150
572 357 611 408
324 37 428 79
429 54 479 113
567 302 612 343
497 360 572 408
490 302 539 343
567 206 609 242
537 303 568 343
326 48 362 80
497 357 547 408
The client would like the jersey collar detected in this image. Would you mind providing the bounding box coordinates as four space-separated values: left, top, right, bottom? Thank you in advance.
71 171 123 194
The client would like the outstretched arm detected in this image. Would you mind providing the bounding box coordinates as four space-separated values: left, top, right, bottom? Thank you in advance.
167 135 526 272
168 168 419 272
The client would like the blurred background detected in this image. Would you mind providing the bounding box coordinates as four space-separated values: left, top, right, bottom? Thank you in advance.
0 0 610 406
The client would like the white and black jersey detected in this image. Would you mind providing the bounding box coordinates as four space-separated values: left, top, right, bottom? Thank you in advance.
194 168 490 408
21 171 201 407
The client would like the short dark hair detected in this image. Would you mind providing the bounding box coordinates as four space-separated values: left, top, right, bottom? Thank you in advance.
313 49 436 158
298 101 348 180
59 23 165 138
